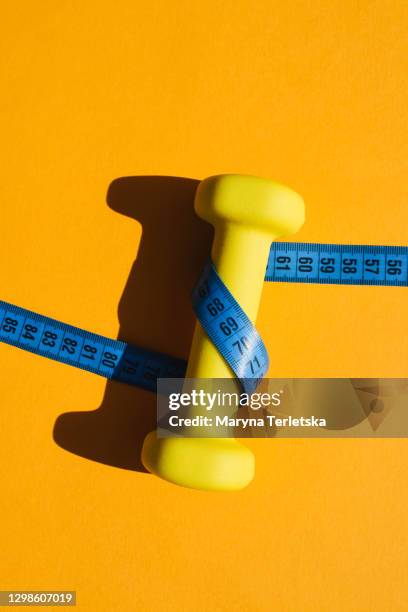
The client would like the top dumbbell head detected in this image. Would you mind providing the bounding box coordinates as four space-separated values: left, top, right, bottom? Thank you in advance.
195 174 304 237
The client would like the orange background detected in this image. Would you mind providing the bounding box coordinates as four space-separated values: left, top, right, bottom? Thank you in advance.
1 1 408 610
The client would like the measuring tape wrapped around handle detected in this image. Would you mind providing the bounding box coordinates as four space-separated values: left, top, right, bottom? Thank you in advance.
1 241 407 393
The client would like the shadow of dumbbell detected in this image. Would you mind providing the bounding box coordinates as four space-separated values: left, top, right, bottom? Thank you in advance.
53 176 213 472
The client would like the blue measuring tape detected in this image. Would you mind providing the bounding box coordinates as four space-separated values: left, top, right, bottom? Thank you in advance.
191 260 269 393
0 301 186 393
1 242 407 393
267 242 408 285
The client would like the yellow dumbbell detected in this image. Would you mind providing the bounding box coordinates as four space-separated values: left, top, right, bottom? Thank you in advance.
142 174 304 491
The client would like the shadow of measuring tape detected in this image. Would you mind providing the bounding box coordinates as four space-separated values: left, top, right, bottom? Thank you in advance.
53 176 212 472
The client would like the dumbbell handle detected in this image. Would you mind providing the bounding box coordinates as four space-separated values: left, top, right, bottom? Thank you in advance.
186 223 274 379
